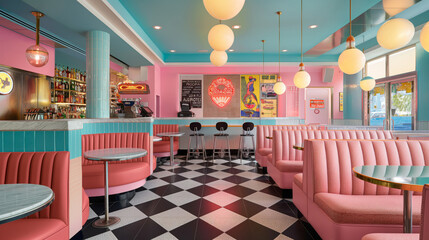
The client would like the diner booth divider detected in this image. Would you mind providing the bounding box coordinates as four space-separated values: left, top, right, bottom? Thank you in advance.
0 118 154 238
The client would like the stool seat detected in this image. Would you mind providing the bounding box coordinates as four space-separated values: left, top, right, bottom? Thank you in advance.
213 122 232 161
238 122 256 162
190 133 205 136
214 133 229 137
240 133 254 137
187 122 207 162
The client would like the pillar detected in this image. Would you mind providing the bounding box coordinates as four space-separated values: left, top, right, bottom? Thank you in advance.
343 71 363 123
86 31 110 118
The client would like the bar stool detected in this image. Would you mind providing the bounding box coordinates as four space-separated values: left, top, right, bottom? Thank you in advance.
212 122 232 161
237 122 256 162
186 122 207 162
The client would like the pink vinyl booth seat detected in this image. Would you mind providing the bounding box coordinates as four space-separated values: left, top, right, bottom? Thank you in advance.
298 139 428 240
153 124 179 157
269 130 393 190
256 125 319 168
362 184 429 240
0 152 70 240
81 132 156 197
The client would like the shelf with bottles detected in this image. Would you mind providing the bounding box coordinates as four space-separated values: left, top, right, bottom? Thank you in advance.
24 106 86 120
51 79 86 93
55 65 86 82
51 90 86 105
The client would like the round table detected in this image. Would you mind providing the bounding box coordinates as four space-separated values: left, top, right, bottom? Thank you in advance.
0 184 54 224
353 165 429 233
153 136 162 142
84 148 147 228
156 132 184 166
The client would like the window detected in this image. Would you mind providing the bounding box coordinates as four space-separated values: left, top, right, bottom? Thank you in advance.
367 57 386 79
388 47 416 76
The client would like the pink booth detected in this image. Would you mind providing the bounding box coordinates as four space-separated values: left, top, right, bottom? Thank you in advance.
153 124 179 157
295 139 427 240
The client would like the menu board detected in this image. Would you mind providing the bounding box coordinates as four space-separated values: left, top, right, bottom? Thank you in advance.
181 80 202 108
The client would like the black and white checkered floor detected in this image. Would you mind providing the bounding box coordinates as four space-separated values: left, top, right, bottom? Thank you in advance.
74 157 322 240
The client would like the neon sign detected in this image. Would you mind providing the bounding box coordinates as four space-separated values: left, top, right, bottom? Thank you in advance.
208 77 235 108
0 71 13 95
118 83 150 94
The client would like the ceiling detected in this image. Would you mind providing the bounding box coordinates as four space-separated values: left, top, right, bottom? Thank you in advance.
0 0 428 66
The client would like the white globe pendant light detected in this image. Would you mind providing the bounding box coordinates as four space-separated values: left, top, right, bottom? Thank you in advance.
360 76 376 91
274 11 286 95
338 0 365 75
377 18 414 50
421 22 429 52
208 24 234 51
210 50 228 66
382 0 414 17
203 0 245 21
294 0 311 89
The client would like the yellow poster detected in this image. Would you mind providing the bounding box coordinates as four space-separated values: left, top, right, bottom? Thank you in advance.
240 75 260 117
261 99 277 117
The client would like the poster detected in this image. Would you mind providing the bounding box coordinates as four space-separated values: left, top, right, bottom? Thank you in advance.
260 74 277 99
309 99 325 108
261 99 277 117
181 80 202 108
339 92 343 112
240 75 260 117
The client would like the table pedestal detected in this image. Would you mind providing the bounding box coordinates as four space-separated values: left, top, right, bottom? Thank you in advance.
93 161 120 228
164 136 179 166
403 190 413 233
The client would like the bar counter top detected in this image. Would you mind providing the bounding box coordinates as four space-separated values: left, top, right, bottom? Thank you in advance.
0 117 153 131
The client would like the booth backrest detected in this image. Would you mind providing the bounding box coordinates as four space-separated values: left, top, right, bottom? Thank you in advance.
0 152 69 224
153 124 179 141
305 139 429 201
81 132 150 166
272 130 393 163
421 185 429 239
257 125 319 151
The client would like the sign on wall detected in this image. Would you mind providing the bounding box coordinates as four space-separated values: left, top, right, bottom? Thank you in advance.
261 99 277 118
260 74 278 117
203 75 240 117
0 71 13 95
339 92 343 112
181 79 202 108
240 75 260 117
208 77 235 108
309 99 325 108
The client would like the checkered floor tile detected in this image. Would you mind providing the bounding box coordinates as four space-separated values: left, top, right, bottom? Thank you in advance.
72 156 321 240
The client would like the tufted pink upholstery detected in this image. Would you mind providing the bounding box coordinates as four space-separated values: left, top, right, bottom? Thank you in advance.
256 125 319 167
269 130 393 189
300 139 427 240
153 124 179 156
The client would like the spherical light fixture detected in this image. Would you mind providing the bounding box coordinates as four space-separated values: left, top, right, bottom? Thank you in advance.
26 12 49 67
210 50 228 66
294 63 311 89
360 76 376 91
203 0 245 20
382 0 414 17
377 18 414 50
338 36 366 75
421 22 429 52
208 24 234 51
274 79 286 95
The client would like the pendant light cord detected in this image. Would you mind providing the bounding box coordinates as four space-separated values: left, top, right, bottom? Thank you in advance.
278 12 281 78
349 0 352 37
262 40 265 74
36 15 40 45
301 0 303 64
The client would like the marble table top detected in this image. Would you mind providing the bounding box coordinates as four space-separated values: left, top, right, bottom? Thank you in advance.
156 132 185 137
84 148 147 161
153 136 162 142
0 184 54 224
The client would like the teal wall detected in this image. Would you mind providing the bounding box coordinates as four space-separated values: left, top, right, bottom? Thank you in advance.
55 48 86 71
0 121 153 159
343 71 363 120
417 43 429 122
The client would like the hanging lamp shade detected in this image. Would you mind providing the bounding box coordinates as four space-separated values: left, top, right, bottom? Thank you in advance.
274 79 286 95
377 18 414 50
294 63 311 89
203 0 245 20
421 22 429 52
360 76 376 91
210 50 228 66
26 12 49 67
208 24 234 51
382 0 414 17
338 36 366 75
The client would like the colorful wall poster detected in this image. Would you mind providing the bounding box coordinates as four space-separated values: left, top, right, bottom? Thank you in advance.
309 99 325 108
339 92 343 112
261 99 277 117
260 74 277 99
240 75 260 117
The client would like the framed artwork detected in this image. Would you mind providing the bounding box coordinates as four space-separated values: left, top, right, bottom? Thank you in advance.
339 92 343 112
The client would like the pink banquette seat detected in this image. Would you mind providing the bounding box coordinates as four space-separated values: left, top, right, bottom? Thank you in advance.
269 130 393 190
81 132 156 197
256 125 319 168
0 152 70 240
153 124 179 157
298 139 427 240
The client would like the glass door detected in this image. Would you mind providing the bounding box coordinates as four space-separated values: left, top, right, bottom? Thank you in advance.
369 84 386 128
390 81 414 130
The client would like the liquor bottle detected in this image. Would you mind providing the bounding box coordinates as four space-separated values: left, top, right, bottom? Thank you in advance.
62 66 66 77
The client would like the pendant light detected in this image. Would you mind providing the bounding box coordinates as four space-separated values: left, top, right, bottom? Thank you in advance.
203 0 245 21
26 12 49 67
382 0 413 17
421 22 429 52
208 23 234 51
273 11 286 95
338 0 365 75
360 48 375 92
377 18 414 50
210 50 228 66
262 40 265 74
293 0 311 89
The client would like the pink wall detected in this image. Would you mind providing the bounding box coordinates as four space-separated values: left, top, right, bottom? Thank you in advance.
110 61 123 72
158 64 343 119
0 26 55 76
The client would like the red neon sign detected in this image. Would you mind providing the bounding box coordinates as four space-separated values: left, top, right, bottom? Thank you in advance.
309 99 325 108
118 83 150 94
208 77 235 108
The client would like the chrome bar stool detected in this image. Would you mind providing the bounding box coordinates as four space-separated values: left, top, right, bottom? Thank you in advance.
212 122 232 161
186 122 207 162
237 122 256 162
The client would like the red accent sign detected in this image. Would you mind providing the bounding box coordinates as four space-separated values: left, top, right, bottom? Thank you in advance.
309 99 325 108
118 83 150 94
208 77 235 108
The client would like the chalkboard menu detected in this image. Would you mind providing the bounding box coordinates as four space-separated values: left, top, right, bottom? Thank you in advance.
181 80 202 108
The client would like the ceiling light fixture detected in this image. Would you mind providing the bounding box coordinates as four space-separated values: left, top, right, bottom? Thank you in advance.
203 0 245 20
338 0 366 75
377 18 414 50
153 26 162 30
308 24 318 29
26 11 49 67
273 11 286 95
232 25 241 29
282 49 288 52
421 22 429 52
208 24 234 51
169 50 176 53
210 50 228 66
294 0 311 89
228 49 235 52
382 0 413 17
359 42 375 91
